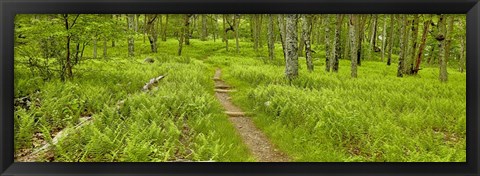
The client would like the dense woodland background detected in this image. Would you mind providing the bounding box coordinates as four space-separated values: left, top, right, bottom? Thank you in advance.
14 14 466 162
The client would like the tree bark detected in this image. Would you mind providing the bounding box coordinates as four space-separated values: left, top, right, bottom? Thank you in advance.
437 14 448 82
93 37 97 59
381 14 387 62
201 14 208 41
285 14 299 80
369 14 378 59
223 14 228 51
185 14 191 45
407 14 419 74
268 14 275 61
349 14 358 78
178 14 191 56
397 15 407 77
277 14 287 60
127 14 135 57
302 14 313 71
413 15 431 74
146 14 158 53
444 15 455 63
325 14 332 72
103 37 107 58
332 14 343 72
387 14 394 65
162 14 168 41
235 14 240 53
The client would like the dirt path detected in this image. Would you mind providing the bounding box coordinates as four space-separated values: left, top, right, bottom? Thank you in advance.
213 69 290 162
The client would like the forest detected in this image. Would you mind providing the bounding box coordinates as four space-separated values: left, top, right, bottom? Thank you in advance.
14 14 466 162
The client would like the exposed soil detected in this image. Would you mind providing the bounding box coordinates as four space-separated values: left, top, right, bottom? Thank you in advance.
213 69 290 162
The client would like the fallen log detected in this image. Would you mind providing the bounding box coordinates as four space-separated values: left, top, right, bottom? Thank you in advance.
142 75 165 92
214 89 237 93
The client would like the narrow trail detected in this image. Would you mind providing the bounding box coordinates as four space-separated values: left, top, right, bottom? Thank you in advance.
213 69 290 162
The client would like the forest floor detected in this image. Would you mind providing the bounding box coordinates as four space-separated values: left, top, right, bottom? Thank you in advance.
213 69 290 162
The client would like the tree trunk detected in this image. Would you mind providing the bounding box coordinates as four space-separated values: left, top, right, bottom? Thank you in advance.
325 14 332 72
178 14 191 56
302 14 313 71
349 14 358 78
201 15 208 41
437 14 448 82
413 15 431 74
397 15 407 77
223 14 228 51
63 14 75 80
103 37 107 58
285 14 299 80
381 14 387 62
357 15 367 66
268 14 275 61
444 15 455 63
93 37 97 59
278 14 287 60
127 14 135 57
332 14 343 72
185 15 191 45
407 14 419 74
369 14 378 59
235 14 240 53
162 14 168 41
387 14 394 65
146 14 158 53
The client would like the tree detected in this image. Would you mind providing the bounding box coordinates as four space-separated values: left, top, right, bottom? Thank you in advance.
397 15 408 77
406 14 419 74
325 14 332 72
127 14 135 57
235 14 240 53
349 14 358 78
162 14 168 41
437 14 448 82
62 14 80 80
223 14 229 51
332 14 343 72
387 14 395 66
201 14 208 41
444 15 455 64
368 14 378 59
302 14 314 71
146 14 158 53
381 14 387 62
413 15 432 74
178 14 192 56
277 14 287 60
267 14 275 61
285 14 299 80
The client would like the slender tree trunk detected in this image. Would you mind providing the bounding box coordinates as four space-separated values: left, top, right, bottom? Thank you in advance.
103 37 107 58
235 14 240 53
178 14 191 56
127 14 135 57
268 14 275 61
357 15 367 66
278 14 287 60
93 37 97 59
325 14 332 72
298 17 305 57
223 14 228 51
437 14 448 82
332 14 343 72
397 15 407 77
444 15 455 63
402 18 411 74
201 15 208 41
162 14 168 41
349 14 358 78
185 15 191 45
285 14 299 80
213 15 217 42
146 14 158 53
303 14 313 71
387 14 394 65
381 14 387 62
407 14 419 74
369 14 378 59
414 15 431 74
